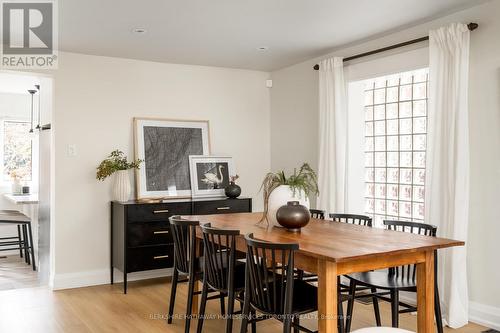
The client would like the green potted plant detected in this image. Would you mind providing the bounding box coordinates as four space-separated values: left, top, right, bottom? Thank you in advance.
96 150 142 202
259 163 319 226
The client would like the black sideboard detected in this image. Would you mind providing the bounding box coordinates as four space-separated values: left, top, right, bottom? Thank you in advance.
110 197 252 293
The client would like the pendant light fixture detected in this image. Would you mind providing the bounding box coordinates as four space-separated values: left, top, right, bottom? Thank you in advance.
35 84 41 130
28 89 37 134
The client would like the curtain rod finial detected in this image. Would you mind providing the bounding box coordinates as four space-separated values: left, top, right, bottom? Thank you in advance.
468 22 478 31
313 64 319 70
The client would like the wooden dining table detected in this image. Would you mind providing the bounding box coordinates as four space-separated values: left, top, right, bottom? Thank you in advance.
183 212 464 333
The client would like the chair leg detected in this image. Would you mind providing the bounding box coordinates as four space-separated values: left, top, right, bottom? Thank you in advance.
435 285 444 333
17 225 23 258
168 269 179 324
240 291 250 333
250 310 257 333
345 280 356 333
337 277 344 333
27 222 36 271
185 274 196 333
371 287 381 326
283 315 292 333
390 289 399 327
225 288 236 333
220 292 226 315
338 292 344 333
22 225 29 264
293 316 299 333
196 280 209 333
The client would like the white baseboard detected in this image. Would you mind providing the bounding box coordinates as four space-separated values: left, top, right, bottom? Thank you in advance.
469 301 500 331
52 268 173 290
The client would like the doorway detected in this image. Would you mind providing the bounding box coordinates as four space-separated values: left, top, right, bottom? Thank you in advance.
0 71 53 290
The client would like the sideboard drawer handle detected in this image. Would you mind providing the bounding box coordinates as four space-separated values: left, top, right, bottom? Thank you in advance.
153 255 169 260
153 230 169 235
217 207 231 210
153 209 169 214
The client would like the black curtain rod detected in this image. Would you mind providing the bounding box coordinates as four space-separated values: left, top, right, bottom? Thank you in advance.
313 22 478 70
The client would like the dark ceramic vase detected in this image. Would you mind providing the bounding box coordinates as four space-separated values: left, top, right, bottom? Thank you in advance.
225 181 241 199
276 201 311 232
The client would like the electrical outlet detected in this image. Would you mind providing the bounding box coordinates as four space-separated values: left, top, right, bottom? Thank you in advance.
67 144 77 157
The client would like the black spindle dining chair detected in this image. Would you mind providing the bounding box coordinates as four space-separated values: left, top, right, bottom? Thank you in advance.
345 220 443 333
329 213 372 227
296 209 325 281
309 209 325 220
328 213 374 331
197 223 250 333
168 216 225 333
240 233 318 333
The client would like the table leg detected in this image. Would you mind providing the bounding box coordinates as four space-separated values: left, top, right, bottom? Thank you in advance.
192 280 201 314
318 259 338 333
417 250 435 333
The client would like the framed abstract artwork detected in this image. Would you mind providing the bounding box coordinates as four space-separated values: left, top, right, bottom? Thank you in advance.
188 155 235 198
134 118 210 200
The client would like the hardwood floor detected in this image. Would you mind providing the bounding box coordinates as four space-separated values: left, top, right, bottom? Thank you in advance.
0 277 488 333
0 255 40 291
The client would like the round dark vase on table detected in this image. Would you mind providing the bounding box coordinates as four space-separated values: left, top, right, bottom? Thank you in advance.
225 181 241 199
276 201 311 232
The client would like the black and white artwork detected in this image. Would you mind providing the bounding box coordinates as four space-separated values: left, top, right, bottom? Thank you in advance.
134 118 210 199
189 156 235 198
196 162 230 190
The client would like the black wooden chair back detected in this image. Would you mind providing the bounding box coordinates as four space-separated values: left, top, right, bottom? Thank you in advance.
309 209 325 219
200 223 240 292
384 220 437 280
169 215 199 275
329 213 372 227
244 233 299 316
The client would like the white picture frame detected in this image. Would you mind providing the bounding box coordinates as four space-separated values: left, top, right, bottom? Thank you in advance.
134 118 210 200
189 155 235 198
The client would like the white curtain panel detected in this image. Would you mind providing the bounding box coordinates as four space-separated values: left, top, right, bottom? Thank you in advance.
317 57 347 214
426 23 470 328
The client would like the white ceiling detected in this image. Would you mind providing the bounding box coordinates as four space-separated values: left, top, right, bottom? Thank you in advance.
60 0 485 71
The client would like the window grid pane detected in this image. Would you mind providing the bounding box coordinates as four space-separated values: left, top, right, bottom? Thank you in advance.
364 69 428 228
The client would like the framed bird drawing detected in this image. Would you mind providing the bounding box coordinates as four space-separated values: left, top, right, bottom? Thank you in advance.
188 155 235 198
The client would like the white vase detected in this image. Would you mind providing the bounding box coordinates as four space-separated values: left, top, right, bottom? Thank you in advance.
112 170 131 202
267 185 310 227
11 179 22 195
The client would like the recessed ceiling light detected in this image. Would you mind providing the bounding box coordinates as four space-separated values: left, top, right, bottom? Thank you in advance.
258 46 268 51
133 28 147 34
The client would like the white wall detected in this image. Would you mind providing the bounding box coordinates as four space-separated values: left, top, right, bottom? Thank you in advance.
270 0 500 328
51 52 271 286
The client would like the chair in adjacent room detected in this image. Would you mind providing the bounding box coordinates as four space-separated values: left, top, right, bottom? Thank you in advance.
345 220 443 333
239 233 318 333
168 216 225 333
0 210 36 270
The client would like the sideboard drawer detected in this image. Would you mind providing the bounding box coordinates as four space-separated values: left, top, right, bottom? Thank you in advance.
127 221 173 247
126 202 191 222
126 245 174 273
193 198 251 215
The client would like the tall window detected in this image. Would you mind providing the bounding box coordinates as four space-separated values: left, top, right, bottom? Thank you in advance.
2 120 32 182
364 69 428 228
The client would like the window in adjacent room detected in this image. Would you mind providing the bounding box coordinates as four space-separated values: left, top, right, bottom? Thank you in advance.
364 68 428 228
1 120 32 182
